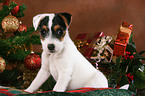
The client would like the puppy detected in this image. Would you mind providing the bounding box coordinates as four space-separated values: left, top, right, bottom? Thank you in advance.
25 12 108 93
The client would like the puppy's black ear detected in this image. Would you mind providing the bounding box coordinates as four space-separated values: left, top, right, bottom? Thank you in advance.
58 12 72 28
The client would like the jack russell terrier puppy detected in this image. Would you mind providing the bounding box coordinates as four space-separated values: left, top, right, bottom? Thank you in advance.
25 12 108 93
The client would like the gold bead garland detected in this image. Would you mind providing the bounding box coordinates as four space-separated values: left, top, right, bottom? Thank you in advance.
74 40 89 51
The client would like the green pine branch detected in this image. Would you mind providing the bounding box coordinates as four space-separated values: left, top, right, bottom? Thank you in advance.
0 26 40 61
14 4 27 17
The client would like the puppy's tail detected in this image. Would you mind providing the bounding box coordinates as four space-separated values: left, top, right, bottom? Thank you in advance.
119 84 129 90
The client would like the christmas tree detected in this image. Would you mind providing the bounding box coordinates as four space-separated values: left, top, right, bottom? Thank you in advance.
0 0 43 89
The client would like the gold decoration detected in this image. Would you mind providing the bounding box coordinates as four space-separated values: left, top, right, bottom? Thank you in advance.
74 40 88 50
0 57 6 73
1 14 20 33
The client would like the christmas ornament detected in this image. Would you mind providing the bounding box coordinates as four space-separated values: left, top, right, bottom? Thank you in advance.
1 15 20 32
11 4 19 15
18 22 27 32
3 0 12 6
0 57 6 73
24 53 41 70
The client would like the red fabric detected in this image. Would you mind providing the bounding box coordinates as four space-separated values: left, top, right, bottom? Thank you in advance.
0 89 8 91
0 90 14 96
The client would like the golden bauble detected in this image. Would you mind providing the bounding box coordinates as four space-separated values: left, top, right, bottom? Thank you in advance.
1 15 19 33
0 57 6 73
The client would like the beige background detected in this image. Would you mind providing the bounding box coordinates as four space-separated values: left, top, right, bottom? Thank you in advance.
1 0 145 53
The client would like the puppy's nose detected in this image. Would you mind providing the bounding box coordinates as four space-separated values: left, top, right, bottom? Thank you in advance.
48 44 55 50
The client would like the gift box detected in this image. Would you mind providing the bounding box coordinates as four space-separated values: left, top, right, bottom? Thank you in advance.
74 32 105 60
113 22 133 56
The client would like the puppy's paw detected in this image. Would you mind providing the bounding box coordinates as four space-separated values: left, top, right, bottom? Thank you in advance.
24 89 34 93
53 86 65 92
53 89 65 92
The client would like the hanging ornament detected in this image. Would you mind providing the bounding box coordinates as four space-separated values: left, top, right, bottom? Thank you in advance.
3 0 19 15
11 4 19 15
24 53 41 71
3 0 12 6
0 57 6 73
18 21 27 32
1 14 20 33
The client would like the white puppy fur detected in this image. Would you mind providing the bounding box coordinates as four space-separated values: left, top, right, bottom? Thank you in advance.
25 13 108 93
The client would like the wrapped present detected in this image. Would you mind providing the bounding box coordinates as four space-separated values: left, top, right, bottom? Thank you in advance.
90 36 113 63
113 22 133 56
74 32 105 60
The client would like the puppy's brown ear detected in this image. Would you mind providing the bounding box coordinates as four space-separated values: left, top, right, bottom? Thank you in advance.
58 12 72 28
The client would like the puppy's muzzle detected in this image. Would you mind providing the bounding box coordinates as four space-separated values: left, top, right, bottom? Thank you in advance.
48 44 55 53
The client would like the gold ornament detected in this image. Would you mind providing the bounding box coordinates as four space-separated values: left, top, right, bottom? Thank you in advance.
0 57 6 73
1 15 20 33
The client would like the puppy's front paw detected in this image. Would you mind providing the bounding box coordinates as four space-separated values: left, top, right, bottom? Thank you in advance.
24 89 34 93
53 86 65 92
53 89 65 92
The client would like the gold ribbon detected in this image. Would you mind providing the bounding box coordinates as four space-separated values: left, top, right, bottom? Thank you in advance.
120 25 132 36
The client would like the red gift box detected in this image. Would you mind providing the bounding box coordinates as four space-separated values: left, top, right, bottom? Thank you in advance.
74 32 105 59
113 22 133 56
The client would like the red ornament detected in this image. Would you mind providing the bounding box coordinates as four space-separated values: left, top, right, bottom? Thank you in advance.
18 22 27 32
3 0 19 15
11 5 19 15
3 0 12 6
24 53 41 70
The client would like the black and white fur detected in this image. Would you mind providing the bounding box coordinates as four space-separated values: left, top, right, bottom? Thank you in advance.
25 12 108 93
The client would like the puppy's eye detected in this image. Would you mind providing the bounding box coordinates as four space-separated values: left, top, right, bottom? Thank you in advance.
54 28 64 38
57 29 63 36
40 29 47 38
